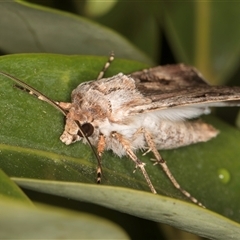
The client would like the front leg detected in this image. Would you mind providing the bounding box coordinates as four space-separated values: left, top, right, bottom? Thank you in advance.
111 131 157 194
96 134 105 183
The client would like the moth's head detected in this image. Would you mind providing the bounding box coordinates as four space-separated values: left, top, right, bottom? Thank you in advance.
59 113 102 169
60 115 100 146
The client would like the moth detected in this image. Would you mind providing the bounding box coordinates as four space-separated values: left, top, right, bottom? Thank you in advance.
1 54 240 208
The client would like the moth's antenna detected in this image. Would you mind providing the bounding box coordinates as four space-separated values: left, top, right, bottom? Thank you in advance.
0 71 67 116
96 52 114 80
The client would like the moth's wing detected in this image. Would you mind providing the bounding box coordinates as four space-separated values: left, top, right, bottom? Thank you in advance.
131 64 209 92
131 64 240 107
129 64 240 119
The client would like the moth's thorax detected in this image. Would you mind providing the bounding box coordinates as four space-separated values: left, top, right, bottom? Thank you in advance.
60 73 146 146
68 73 148 123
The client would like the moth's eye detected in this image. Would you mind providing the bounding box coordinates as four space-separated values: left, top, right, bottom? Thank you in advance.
78 123 94 137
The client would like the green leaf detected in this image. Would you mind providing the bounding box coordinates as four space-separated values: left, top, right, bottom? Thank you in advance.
0 169 32 204
0 197 129 239
1 54 240 238
162 1 240 84
12 179 240 240
0 0 151 63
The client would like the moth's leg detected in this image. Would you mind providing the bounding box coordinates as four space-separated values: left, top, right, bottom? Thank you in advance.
143 129 205 208
96 134 106 183
111 131 157 194
96 52 115 80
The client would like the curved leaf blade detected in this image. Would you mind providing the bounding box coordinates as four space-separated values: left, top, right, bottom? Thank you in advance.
13 178 240 240
0 0 151 63
0 197 129 239
0 169 32 204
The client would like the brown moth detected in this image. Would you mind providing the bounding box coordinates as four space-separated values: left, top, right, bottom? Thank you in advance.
1 54 240 207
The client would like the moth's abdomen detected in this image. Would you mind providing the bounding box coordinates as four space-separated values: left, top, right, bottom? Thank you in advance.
150 120 219 150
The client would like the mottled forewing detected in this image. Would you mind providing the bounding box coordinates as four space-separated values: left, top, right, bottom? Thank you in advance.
131 64 240 108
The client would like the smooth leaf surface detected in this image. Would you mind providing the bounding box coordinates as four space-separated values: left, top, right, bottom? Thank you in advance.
12 179 240 240
0 197 129 239
0 169 32 204
1 54 240 227
163 1 240 84
0 0 151 63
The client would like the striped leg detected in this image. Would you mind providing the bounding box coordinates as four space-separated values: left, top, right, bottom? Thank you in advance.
144 129 205 208
111 131 157 194
96 52 114 80
96 134 106 183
